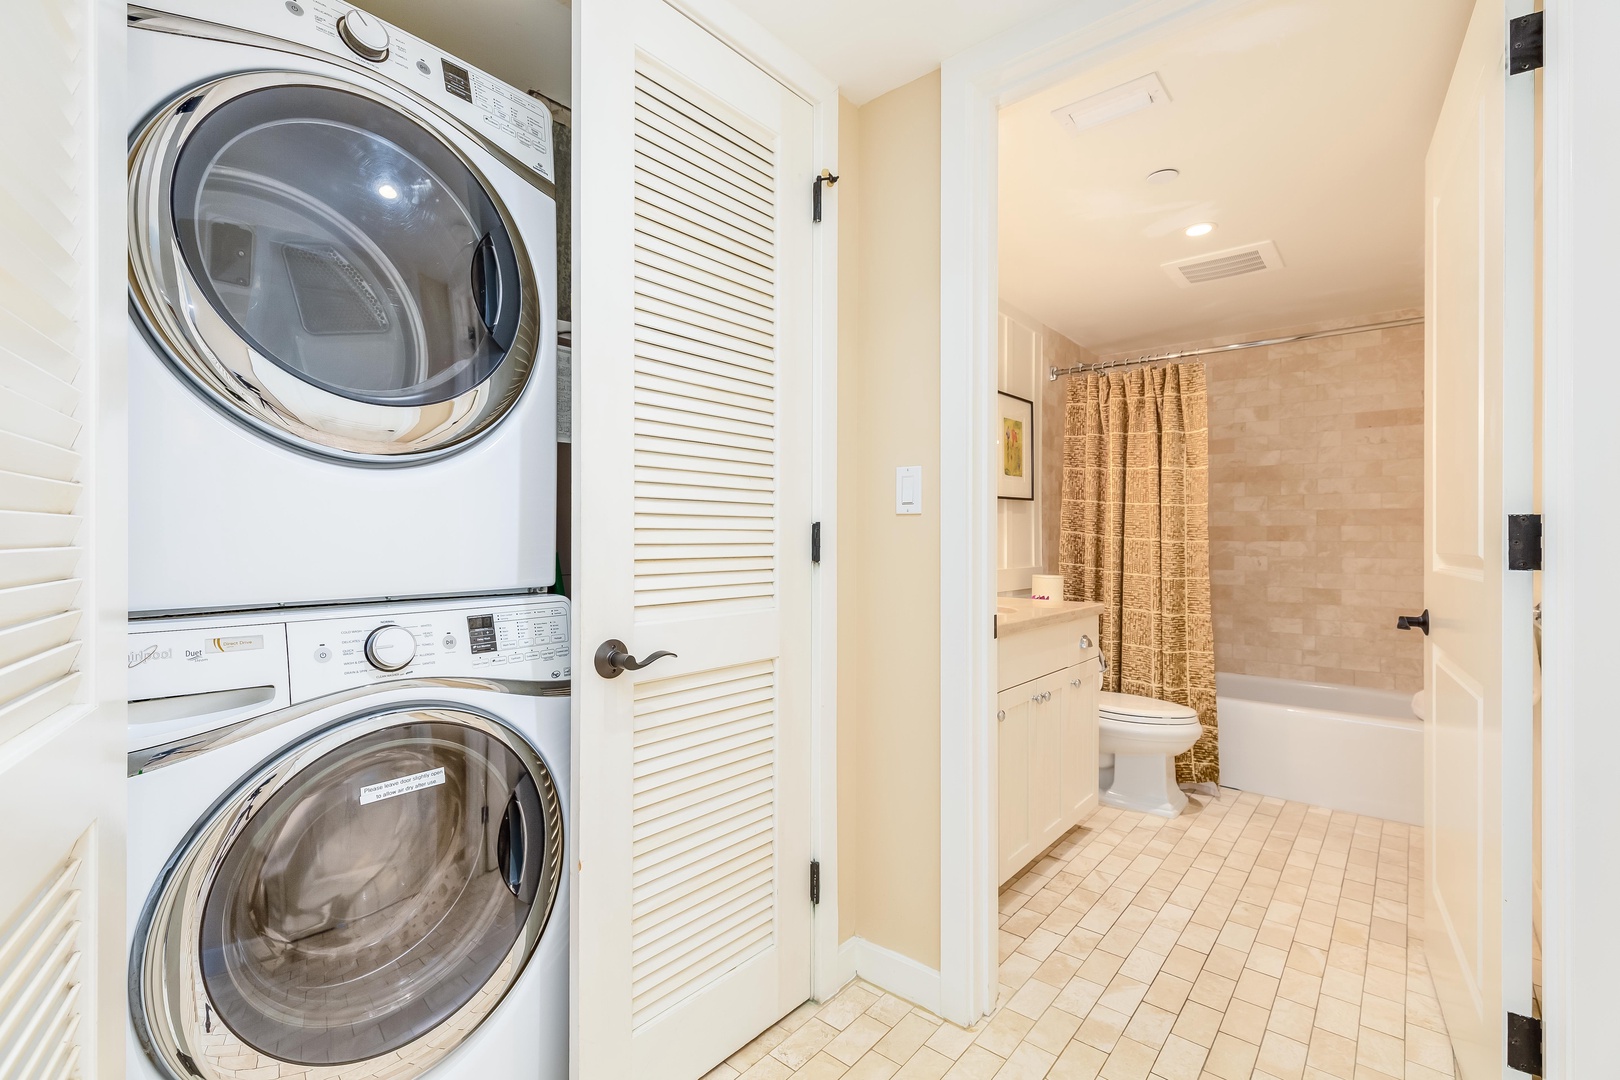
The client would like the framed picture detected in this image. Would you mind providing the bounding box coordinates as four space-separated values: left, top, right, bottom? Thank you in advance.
997 392 1034 500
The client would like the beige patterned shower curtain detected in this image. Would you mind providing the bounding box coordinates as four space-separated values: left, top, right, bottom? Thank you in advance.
1059 363 1218 785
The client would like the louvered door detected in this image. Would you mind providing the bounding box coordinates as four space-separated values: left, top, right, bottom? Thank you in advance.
1 2 126 1080
573 0 815 1076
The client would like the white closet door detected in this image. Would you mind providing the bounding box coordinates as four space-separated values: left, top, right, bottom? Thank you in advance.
0 1 126 1078
1421 0 1536 1074
573 0 816 1075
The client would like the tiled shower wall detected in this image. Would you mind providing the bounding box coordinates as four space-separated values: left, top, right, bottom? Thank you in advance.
1092 312 1426 693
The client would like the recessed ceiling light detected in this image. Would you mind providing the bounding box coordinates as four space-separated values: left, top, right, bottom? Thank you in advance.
1185 222 1216 237
1147 168 1180 185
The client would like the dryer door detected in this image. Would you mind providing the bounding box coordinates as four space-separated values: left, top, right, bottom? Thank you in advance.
130 71 542 464
131 705 563 1080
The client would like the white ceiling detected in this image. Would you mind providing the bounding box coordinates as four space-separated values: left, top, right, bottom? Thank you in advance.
363 0 1082 107
997 0 1472 355
363 0 572 106
729 0 1084 104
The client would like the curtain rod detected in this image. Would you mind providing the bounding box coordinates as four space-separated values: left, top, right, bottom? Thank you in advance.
1047 316 1424 381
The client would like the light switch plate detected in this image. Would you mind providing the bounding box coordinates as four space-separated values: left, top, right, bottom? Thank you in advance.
896 465 922 515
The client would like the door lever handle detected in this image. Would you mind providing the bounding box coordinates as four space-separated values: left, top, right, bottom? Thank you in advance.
594 639 678 678
1395 610 1430 635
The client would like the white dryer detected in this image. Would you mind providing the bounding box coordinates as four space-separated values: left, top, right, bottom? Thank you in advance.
127 2 559 614
126 595 571 1080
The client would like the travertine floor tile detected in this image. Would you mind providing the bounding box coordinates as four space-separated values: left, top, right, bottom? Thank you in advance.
757 792 1454 1080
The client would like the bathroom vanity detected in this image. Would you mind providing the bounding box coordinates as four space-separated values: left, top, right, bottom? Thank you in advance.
996 598 1105 884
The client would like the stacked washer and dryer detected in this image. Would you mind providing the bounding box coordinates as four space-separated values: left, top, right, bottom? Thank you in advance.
124 4 569 1080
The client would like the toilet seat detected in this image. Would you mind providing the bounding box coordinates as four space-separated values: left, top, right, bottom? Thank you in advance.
1099 691 1199 725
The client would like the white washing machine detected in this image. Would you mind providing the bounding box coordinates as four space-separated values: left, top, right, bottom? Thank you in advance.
126 595 571 1080
127 1 559 614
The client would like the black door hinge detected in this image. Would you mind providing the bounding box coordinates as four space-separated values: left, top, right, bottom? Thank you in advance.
810 859 821 905
1507 1012 1543 1075
811 522 821 564
812 169 839 223
1510 12 1544 74
1508 514 1543 571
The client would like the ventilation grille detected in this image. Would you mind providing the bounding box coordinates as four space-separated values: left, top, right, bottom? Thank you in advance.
631 70 778 617
0 858 84 1080
630 661 776 1028
1163 240 1284 287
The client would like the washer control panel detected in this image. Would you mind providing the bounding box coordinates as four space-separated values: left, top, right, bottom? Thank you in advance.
287 597 570 700
139 0 555 183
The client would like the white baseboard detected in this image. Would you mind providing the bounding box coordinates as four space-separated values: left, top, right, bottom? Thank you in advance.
835 937 943 1015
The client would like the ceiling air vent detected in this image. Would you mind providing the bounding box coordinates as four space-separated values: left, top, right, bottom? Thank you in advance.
1052 73 1170 133
1163 240 1284 287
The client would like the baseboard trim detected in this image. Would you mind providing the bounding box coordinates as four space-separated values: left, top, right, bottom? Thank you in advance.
835 936 943 1015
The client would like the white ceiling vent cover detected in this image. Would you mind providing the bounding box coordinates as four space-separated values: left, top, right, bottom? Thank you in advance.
1052 73 1170 133
1163 240 1284 287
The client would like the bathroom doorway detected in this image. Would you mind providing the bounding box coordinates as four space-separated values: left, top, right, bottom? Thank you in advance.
939 1 1543 1074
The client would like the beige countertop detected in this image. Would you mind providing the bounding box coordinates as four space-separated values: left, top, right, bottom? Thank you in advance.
995 596 1105 635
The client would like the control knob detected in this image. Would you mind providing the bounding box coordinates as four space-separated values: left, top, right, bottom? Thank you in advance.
337 9 390 62
365 624 417 672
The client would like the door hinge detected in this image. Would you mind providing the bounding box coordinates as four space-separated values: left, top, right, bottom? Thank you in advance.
812 169 839 223
1507 1012 1543 1075
810 859 821 905
811 521 822 563
1510 11 1544 75
1508 514 1543 571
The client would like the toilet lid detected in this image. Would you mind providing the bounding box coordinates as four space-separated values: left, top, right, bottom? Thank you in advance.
1098 691 1200 725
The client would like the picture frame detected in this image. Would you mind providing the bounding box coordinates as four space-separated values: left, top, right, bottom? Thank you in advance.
997 391 1034 500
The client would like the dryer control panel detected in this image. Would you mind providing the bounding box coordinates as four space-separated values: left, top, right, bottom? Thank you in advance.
134 0 555 183
286 598 570 700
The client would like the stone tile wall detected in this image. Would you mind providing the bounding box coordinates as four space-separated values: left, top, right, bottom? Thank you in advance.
1097 312 1426 693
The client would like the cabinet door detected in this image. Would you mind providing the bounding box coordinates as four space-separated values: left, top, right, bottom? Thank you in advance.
1060 662 1102 823
1027 672 1064 851
997 685 1032 883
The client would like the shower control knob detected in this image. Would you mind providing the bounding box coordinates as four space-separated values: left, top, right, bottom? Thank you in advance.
365 624 417 671
338 9 390 61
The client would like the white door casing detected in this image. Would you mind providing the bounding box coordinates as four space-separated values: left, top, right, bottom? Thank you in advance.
572 0 826 1075
0 0 127 1077
1422 0 1536 1074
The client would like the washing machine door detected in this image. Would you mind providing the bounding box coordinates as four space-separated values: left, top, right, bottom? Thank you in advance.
129 70 541 463
131 704 563 1080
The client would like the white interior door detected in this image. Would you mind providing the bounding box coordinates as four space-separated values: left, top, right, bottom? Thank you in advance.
1422 0 1536 1074
572 0 816 1076
1 0 126 1077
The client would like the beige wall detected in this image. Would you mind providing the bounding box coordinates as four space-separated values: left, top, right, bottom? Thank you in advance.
1120 313 1425 692
836 72 943 968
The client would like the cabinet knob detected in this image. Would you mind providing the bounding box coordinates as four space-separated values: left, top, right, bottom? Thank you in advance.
1071 678 1081 688
1079 634 1093 649
997 709 1005 722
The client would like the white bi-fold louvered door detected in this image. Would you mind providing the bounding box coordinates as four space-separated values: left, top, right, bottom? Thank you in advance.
573 0 817 1076
1 1 126 1079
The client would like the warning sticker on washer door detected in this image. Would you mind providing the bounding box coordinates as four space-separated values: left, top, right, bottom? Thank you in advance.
360 767 446 805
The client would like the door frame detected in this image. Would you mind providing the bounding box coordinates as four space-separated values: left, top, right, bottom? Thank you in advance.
572 0 845 1006
1538 1 1620 1073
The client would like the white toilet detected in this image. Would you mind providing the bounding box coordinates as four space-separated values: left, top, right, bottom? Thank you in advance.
1097 691 1205 818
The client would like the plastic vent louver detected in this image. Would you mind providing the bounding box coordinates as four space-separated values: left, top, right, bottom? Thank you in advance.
1163 240 1284 287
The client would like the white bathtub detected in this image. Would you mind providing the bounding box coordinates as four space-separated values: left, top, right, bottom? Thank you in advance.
1216 673 1423 825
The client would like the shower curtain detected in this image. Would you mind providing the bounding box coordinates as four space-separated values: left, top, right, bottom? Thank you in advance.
1059 363 1219 786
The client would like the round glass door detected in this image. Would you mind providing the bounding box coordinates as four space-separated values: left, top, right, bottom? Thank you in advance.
129 72 542 463
131 706 563 1079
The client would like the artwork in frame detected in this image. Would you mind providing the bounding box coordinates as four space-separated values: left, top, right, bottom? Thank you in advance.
997 391 1034 501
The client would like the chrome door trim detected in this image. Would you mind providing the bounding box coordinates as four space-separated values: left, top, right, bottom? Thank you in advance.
126 7 557 199
129 69 543 465
130 701 565 1080
129 676 569 776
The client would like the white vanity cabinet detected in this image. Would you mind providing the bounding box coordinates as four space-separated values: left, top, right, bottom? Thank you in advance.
996 605 1102 885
